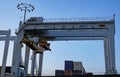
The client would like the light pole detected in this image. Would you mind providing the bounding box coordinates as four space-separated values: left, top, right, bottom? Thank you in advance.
17 3 35 22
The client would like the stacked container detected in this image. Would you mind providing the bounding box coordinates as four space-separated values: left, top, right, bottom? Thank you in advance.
73 61 85 75
72 70 82 75
64 60 73 75
55 70 64 76
55 60 86 76
73 62 83 70
64 70 72 76
65 61 73 70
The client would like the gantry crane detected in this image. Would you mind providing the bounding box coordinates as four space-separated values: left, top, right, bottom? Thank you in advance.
0 15 117 77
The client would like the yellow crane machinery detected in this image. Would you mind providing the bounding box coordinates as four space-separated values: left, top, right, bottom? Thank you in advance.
20 38 39 50
20 38 51 52
39 40 51 51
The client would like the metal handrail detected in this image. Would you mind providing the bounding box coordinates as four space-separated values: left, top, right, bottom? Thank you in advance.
43 16 114 22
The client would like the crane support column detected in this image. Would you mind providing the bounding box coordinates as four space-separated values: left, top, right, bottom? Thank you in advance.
104 37 111 74
107 33 117 74
12 31 24 77
38 52 43 76
1 30 11 77
104 34 117 74
11 37 18 76
31 51 36 76
24 46 30 76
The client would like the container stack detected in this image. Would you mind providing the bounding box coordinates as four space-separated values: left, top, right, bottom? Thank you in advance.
65 61 73 70
64 60 73 76
55 60 86 76
73 61 85 75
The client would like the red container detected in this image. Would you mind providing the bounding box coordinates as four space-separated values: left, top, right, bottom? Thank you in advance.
64 70 72 76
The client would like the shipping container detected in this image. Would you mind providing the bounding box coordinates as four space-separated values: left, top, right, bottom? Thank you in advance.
55 70 64 76
64 70 72 76
86 72 93 75
73 62 83 71
65 61 73 71
73 70 82 75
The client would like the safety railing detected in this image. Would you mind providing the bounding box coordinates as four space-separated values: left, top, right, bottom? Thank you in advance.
43 16 114 22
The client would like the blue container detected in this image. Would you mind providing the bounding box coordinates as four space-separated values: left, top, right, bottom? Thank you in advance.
65 61 73 70
55 70 64 76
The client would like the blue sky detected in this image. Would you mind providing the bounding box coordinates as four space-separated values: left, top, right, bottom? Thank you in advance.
0 0 120 76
